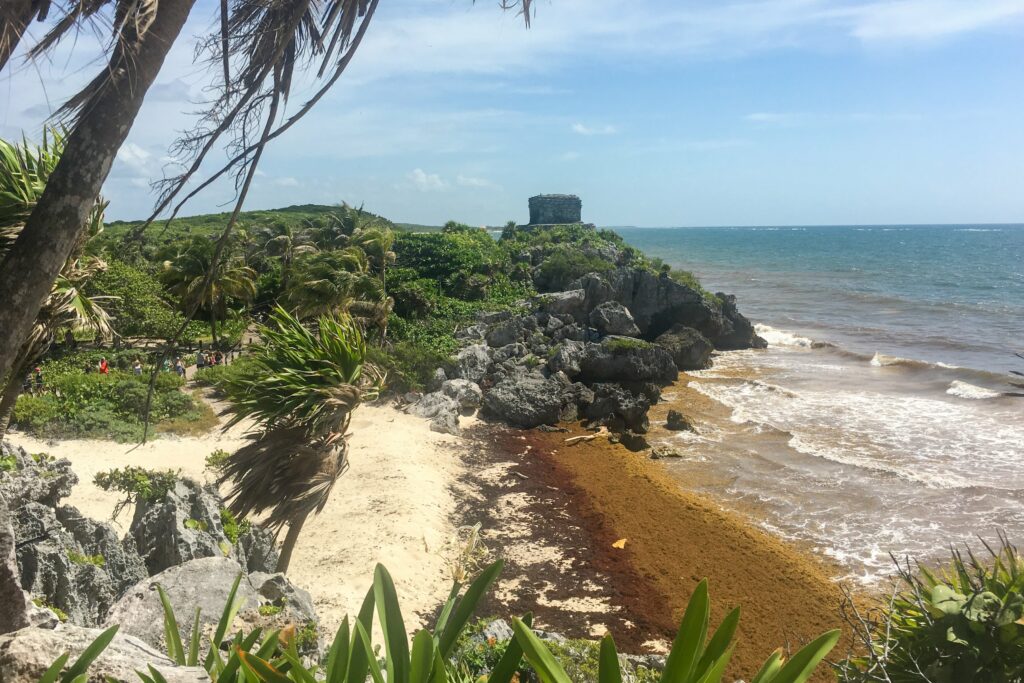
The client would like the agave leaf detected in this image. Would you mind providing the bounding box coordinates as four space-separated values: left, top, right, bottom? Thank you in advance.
763 630 840 683
374 564 411 683
237 648 293 683
430 648 448 683
488 613 533 683
205 573 247 670
325 616 351 683
346 585 376 683
750 650 784 683
146 665 170 683
438 560 504 657
661 579 710 683
694 645 735 683
694 607 740 680
409 630 435 683
135 671 156 683
598 633 623 683
63 625 118 682
355 621 386 683
38 652 69 683
187 608 202 667
156 585 185 665
511 617 573 683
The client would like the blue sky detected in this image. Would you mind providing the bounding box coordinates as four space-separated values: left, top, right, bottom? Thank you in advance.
3 0 1024 226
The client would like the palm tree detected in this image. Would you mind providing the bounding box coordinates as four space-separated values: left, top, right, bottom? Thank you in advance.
162 238 256 347
260 220 317 293
283 248 383 320
218 306 380 572
0 129 114 440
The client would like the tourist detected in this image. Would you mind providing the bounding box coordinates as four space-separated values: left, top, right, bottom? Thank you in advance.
132 360 143 376
99 357 109 375
33 367 44 393
196 351 206 370
174 358 186 378
214 350 224 366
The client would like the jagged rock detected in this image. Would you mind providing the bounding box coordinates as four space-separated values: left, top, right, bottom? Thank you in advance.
235 526 279 574
451 344 490 383
482 375 563 428
584 384 651 434
1 493 29 635
455 323 487 341
477 310 513 325
103 557 259 650
491 342 529 364
579 338 678 385
665 410 695 432
0 442 78 509
589 301 641 337
485 319 524 348
552 323 586 343
24 601 60 629
15 503 123 627
248 572 318 624
650 445 683 459
480 618 514 642
654 325 714 371
0 624 210 683
715 293 768 350
441 379 483 412
536 289 586 320
129 479 236 576
55 506 146 596
613 430 650 452
547 340 585 378
409 392 459 420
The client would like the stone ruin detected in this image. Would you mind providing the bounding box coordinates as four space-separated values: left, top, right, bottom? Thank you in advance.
528 194 582 225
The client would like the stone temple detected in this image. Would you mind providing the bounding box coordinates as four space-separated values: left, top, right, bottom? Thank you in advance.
528 194 582 225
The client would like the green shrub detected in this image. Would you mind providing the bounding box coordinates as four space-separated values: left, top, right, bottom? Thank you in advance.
85 259 204 339
93 466 179 518
184 518 209 532
32 596 68 623
604 337 651 352
534 247 614 291
206 448 231 472
366 341 450 393
219 507 250 544
838 537 1024 682
0 454 18 472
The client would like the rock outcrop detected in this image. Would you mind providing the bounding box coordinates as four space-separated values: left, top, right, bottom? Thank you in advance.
0 624 210 683
1 493 29 635
482 375 564 428
654 324 714 371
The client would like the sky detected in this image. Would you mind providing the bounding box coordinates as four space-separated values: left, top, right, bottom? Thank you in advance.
3 0 1024 227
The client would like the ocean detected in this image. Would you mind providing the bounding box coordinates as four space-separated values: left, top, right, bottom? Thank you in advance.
616 224 1024 584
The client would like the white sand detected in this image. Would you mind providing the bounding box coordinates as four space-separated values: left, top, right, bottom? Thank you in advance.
6 402 466 633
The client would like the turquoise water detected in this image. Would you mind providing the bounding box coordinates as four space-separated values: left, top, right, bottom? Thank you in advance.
615 224 1024 582
617 225 1024 375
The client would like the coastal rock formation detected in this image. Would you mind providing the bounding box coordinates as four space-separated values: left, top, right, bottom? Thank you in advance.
0 624 210 683
654 324 714 370
0 442 77 509
589 301 641 337
1 494 30 635
714 293 769 350
104 557 259 649
665 410 695 432
130 479 277 576
578 338 678 384
441 379 483 412
482 375 564 428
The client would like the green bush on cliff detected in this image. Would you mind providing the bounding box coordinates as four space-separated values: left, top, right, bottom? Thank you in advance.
838 537 1024 683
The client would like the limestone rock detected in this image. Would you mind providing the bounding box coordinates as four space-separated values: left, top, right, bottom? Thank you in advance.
578 338 678 385
714 293 768 350
589 301 641 337
440 379 483 412
547 340 585 378
103 557 258 650
536 289 586 320
482 375 563 428
429 411 461 436
665 410 695 432
485 319 524 348
0 442 77 509
0 624 209 683
451 344 490 383
584 384 651 434
1 493 29 635
248 572 317 624
654 324 714 371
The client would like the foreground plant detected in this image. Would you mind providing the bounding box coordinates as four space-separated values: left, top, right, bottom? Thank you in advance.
838 534 1024 682
37 561 838 683
218 306 382 572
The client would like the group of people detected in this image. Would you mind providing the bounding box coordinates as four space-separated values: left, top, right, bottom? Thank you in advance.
195 350 227 370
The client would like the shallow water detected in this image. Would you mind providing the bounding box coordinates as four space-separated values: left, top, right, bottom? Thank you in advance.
617 225 1024 584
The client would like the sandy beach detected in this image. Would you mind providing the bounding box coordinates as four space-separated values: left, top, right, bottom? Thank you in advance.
6 401 467 635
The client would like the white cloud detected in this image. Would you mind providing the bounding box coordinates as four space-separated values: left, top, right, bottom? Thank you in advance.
116 143 152 174
842 0 1024 41
571 122 618 136
409 168 448 191
274 177 300 187
456 174 499 189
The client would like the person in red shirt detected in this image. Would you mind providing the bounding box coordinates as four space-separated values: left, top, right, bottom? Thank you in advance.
99 357 109 375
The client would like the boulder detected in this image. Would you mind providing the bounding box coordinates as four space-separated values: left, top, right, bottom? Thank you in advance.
547 340 585 378
235 526 279 574
653 325 714 371
56 506 147 597
665 410 695 432
535 289 586 321
1 494 29 635
578 338 678 384
427 367 447 392
0 443 78 509
129 479 238 576
247 571 318 624
451 344 490 383
440 379 483 412
410 392 461 435
430 411 461 437
583 384 651 434
650 445 683 459
0 624 210 683
588 301 641 337
103 557 259 650
485 319 523 348
482 375 563 428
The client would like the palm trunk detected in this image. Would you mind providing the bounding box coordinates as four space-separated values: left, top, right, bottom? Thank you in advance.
0 373 24 441
276 513 307 574
0 0 196 386
0 0 34 72
210 310 219 349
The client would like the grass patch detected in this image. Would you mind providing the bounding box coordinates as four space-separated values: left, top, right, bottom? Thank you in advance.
67 550 105 567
